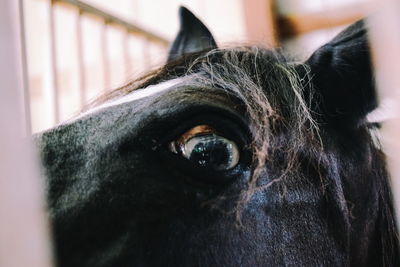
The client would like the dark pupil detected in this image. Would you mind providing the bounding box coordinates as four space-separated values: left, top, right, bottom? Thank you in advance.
189 139 231 170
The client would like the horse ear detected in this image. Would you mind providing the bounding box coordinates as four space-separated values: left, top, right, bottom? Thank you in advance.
167 6 217 62
305 20 376 126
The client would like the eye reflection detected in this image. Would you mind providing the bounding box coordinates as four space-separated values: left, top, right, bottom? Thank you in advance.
169 125 240 170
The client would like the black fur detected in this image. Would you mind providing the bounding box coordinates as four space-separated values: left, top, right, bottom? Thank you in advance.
36 8 399 267
305 20 376 126
167 7 217 62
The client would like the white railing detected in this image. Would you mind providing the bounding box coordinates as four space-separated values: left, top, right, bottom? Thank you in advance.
0 1 53 266
44 0 169 127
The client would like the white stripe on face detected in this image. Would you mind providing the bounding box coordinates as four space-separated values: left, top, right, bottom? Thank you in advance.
71 78 185 122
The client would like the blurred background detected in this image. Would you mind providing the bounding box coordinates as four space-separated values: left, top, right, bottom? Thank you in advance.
23 0 374 133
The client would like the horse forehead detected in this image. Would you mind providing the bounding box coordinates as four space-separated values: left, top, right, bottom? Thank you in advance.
72 77 189 122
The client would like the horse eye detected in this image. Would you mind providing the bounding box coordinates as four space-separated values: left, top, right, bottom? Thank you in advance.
169 125 240 171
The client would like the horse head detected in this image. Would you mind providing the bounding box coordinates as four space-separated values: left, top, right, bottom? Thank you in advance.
36 7 399 266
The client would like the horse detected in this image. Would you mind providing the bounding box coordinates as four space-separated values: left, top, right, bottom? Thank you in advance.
36 6 399 267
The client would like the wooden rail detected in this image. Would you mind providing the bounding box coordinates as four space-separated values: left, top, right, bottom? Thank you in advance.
0 1 53 266
46 0 170 124
53 0 169 46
